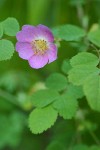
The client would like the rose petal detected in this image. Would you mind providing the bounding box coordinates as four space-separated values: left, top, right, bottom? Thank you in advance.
16 42 34 60
37 24 54 42
16 24 54 43
16 26 38 42
28 54 48 69
22 25 35 31
47 43 57 63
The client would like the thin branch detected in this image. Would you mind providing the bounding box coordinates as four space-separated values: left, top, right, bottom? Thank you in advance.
76 3 88 31
83 121 100 146
0 89 20 107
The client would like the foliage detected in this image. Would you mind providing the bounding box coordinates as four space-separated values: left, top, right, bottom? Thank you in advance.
0 18 19 60
52 24 86 41
68 52 100 111
1 0 100 150
2 17 19 36
29 105 58 134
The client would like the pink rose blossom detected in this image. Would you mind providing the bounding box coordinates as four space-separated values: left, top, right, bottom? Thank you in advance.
16 24 57 69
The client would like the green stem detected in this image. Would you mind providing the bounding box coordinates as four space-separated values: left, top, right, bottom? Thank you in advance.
75 109 100 146
76 2 88 31
0 89 20 107
83 121 100 146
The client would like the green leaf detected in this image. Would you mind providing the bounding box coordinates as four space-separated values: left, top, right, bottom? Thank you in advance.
46 73 68 91
68 65 99 85
31 89 59 108
70 52 99 67
0 39 14 61
68 52 100 111
0 23 3 38
52 24 86 41
53 93 78 119
2 17 19 36
68 52 99 85
67 84 84 99
83 73 100 111
88 29 100 47
28 105 58 134
61 59 72 75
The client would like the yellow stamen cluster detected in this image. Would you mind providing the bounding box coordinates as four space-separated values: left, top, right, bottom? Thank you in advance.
32 39 48 54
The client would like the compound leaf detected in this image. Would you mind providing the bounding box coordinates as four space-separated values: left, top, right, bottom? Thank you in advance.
31 89 59 108
46 73 68 91
83 73 100 111
2 17 19 36
0 39 14 61
52 24 86 41
53 93 78 119
29 105 58 134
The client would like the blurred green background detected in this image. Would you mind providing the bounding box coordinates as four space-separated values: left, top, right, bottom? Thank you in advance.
0 0 100 150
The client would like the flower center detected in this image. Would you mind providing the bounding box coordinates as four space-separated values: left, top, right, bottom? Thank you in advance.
32 39 48 54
